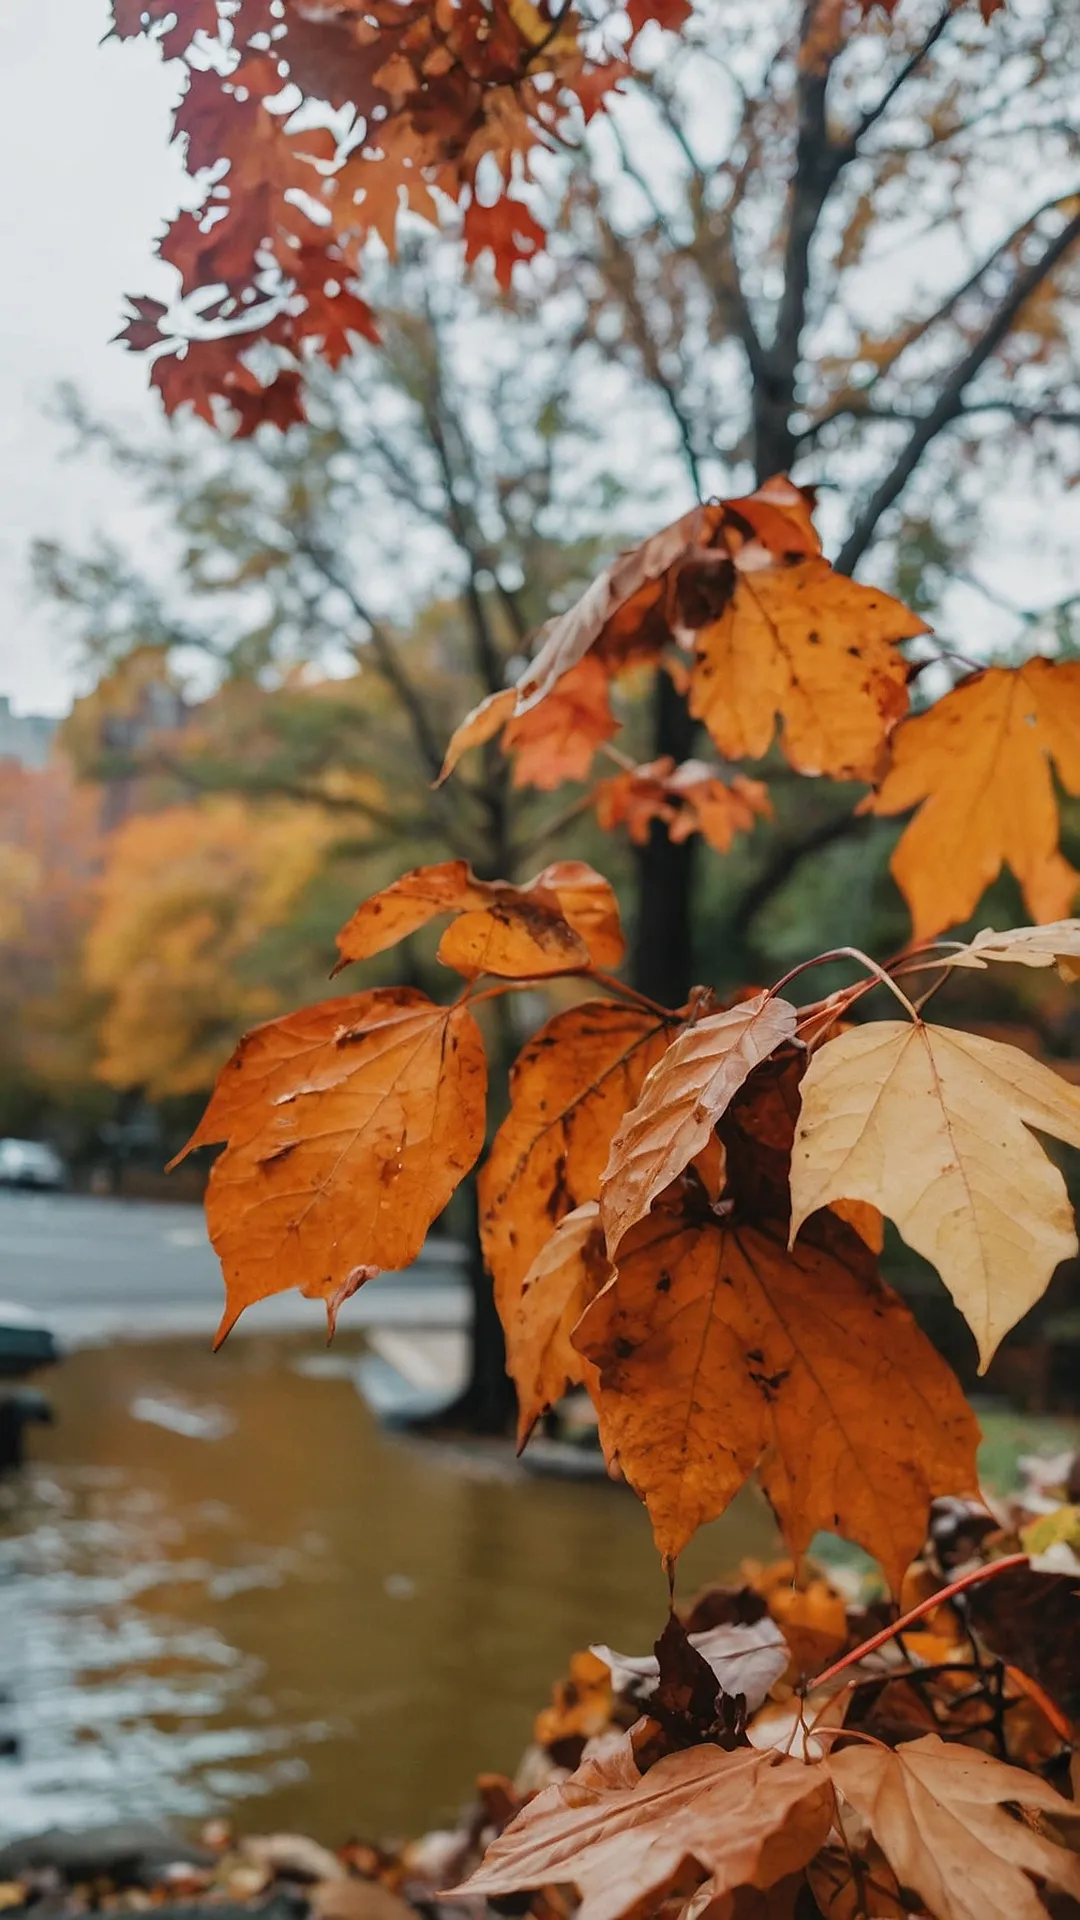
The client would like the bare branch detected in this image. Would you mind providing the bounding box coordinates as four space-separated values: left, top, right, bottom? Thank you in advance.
295 534 448 785
833 6 954 166
835 206 1080 575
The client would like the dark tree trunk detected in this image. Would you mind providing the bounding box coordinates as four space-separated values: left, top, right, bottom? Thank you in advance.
429 1175 516 1436
631 668 699 1009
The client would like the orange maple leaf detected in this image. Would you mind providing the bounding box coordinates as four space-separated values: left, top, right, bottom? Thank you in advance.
171 987 487 1342
869 658 1080 939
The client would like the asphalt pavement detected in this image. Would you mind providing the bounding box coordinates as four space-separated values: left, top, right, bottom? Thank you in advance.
0 1189 469 1343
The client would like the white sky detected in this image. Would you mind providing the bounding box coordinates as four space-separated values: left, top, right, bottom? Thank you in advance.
0 0 184 715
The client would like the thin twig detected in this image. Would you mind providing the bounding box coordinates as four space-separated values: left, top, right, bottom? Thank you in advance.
807 1554 1030 1692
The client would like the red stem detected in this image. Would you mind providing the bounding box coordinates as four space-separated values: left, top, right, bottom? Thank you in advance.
807 1553 1030 1692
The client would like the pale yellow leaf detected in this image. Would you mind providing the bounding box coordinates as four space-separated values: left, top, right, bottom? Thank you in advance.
828 1733 1080 1920
790 1020 1080 1368
948 919 1080 980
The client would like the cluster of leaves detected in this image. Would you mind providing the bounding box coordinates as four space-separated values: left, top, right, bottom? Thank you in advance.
175 477 1080 1590
437 475 1080 938
174 878 1077 1551
113 0 1004 432
447 1487 1080 1920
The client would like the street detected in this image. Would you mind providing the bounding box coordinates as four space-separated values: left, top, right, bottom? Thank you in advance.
0 1190 469 1342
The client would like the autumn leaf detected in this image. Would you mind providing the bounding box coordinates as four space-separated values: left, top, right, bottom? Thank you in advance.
332 858 623 978
516 503 717 710
512 478 920 784
448 1737 833 1920
508 1201 610 1447
806 1842 906 1919
574 1195 978 1586
594 758 771 854
463 195 547 290
437 661 616 795
947 917 1080 980
481 1000 674 1323
869 660 1080 939
789 1019 1080 1368
172 987 487 1341
591 1615 788 1715
502 657 619 789
599 992 798 1256
534 1649 614 1752
436 688 517 785
827 1733 1080 1920
688 564 923 781
665 764 773 854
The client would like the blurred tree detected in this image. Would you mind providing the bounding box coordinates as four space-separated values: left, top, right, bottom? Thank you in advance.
83 798 336 1099
0 758 108 1146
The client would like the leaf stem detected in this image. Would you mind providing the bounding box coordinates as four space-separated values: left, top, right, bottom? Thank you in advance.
806 1553 1030 1692
771 946 922 1020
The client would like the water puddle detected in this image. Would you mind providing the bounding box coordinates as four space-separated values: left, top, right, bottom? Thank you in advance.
0 1334 778 1843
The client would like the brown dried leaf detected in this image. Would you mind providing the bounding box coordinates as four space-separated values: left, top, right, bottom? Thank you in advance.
333 858 622 979
827 1733 1080 1920
448 1738 832 1920
599 992 798 1256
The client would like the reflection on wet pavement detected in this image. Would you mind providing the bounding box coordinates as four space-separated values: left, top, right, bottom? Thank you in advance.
0 1334 778 1842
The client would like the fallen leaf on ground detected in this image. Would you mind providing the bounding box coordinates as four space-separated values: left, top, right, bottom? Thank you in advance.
590 1616 787 1714
447 1737 832 1920
789 1019 1080 1368
173 989 486 1341
574 1196 978 1586
599 991 797 1255
806 1841 906 1919
869 660 1080 938
508 1201 611 1447
534 1650 614 1752
480 1000 674 1323
827 1732 1080 1920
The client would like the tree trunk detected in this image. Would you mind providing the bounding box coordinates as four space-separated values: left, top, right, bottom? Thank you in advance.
631 668 699 1009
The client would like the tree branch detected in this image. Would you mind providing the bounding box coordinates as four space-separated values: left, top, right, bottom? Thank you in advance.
835 206 1080 575
833 6 954 167
294 535 448 785
733 808 875 938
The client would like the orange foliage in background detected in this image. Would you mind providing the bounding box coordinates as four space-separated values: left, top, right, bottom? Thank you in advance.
84 799 333 1097
0 758 104 1103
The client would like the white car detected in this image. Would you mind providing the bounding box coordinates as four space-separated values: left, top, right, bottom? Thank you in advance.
0 1138 68 1190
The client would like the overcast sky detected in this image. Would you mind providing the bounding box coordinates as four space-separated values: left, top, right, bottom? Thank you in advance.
0 0 185 715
